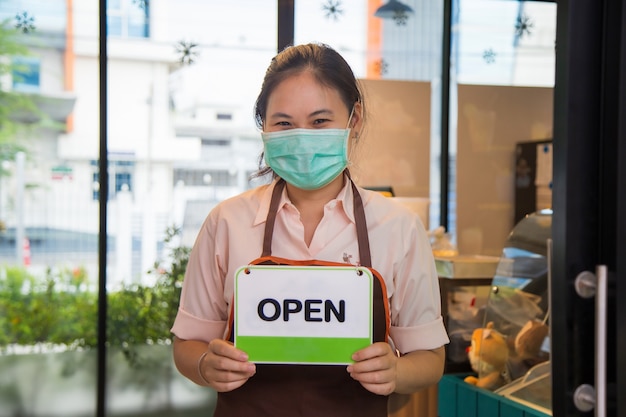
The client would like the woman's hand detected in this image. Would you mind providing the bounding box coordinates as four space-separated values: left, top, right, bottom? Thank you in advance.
346 342 399 395
198 339 256 392
347 343 446 396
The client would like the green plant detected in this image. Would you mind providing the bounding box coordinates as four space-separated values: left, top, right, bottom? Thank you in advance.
0 225 191 354
0 226 194 412
108 225 190 366
0 265 98 351
105 225 191 408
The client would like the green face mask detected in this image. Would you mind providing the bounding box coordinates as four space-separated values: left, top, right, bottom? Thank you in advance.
261 128 350 190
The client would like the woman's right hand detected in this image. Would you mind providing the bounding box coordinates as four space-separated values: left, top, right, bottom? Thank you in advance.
198 338 256 392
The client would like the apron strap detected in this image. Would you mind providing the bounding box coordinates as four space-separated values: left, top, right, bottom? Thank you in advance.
347 171 372 268
262 170 372 267
261 178 285 257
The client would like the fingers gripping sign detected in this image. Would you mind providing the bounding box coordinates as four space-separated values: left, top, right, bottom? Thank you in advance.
198 339 256 392
347 342 399 396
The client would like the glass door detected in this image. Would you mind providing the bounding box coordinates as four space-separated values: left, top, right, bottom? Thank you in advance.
551 0 625 415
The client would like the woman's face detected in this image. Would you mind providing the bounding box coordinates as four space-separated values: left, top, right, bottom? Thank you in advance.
264 71 361 133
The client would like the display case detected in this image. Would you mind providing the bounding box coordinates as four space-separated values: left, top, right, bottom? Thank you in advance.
438 373 550 417
436 256 499 373
440 209 553 416
483 209 551 386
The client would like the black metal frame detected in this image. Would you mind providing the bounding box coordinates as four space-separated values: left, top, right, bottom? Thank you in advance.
97 1 108 416
277 0 294 52
552 0 625 415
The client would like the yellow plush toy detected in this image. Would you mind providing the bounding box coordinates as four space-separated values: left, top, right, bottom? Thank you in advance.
464 321 509 390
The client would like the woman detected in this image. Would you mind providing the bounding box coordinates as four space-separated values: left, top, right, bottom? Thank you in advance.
171 42 449 416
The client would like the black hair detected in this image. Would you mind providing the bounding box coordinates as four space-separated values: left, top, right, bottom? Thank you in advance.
254 43 364 129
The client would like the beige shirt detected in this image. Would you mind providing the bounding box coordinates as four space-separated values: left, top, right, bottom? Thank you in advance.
171 178 449 354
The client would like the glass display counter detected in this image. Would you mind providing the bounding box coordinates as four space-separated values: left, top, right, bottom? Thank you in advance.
436 256 499 373
438 209 553 416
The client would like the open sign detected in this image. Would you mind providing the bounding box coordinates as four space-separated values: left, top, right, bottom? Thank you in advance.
234 265 374 365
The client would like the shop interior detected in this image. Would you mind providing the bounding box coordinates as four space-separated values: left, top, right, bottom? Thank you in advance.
0 1 623 416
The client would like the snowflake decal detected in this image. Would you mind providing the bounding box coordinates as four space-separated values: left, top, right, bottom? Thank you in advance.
15 11 35 34
483 48 496 64
322 0 344 21
175 40 199 66
515 14 534 39
132 0 149 11
374 59 389 76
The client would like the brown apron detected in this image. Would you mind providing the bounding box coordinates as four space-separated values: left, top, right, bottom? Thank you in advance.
214 177 391 417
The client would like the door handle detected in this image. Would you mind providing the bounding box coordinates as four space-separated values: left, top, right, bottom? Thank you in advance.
573 265 607 416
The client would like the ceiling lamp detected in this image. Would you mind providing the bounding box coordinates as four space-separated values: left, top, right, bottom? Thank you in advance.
374 0 414 19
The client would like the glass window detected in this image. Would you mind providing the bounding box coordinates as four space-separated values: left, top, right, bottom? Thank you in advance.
173 168 236 187
11 56 40 92
455 0 556 86
1 2 274 416
452 0 556 255
1 5 98 416
104 1 276 413
107 0 149 38
90 160 135 200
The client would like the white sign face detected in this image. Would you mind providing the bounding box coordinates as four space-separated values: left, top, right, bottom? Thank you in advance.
234 265 373 365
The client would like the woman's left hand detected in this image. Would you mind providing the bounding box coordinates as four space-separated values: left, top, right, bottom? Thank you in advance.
347 342 398 395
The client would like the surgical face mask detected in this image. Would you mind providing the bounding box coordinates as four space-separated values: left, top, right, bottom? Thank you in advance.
261 127 350 190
